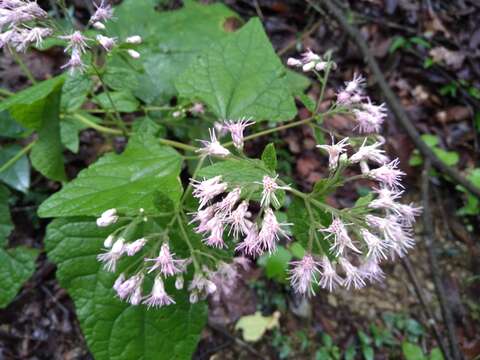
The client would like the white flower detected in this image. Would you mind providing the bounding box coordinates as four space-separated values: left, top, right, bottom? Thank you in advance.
349 139 389 165
367 159 405 189
203 215 226 248
97 238 125 272
115 273 143 300
360 257 385 283
144 276 175 308
215 187 241 218
92 21 106 30
235 224 262 257
125 35 142 44
61 48 86 74
361 229 389 261
197 129 230 158
317 136 349 170
103 234 115 248
127 49 140 59
224 118 254 150
96 208 119 227
24 26 51 48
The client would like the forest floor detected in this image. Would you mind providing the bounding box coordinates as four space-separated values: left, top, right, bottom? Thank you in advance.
0 0 479 359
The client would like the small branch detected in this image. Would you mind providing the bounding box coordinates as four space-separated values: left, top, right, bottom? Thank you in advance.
0 141 36 174
422 160 464 360
401 257 452 360
72 112 124 135
309 0 480 198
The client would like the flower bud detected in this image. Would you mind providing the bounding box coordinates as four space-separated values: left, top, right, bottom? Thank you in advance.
127 49 140 59
93 22 106 30
175 275 184 290
125 35 142 44
104 234 115 248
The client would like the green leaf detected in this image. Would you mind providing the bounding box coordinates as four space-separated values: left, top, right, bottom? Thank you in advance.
60 115 87 154
258 246 292 282
389 36 409 53
94 90 140 113
45 217 207 360
297 93 316 113
0 76 65 130
0 145 30 193
261 143 277 172
287 197 331 255
0 246 38 308
433 148 459 166
421 134 439 147
0 185 13 245
288 242 305 259
108 0 238 104
103 65 140 92
429 348 444 360
286 70 310 96
197 158 282 206
176 18 297 122
61 72 92 111
0 185 38 308
235 311 280 342
410 36 431 49
29 83 67 182
38 133 183 218
0 111 27 139
402 342 426 360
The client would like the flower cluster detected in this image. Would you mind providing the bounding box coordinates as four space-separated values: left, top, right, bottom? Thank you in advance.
287 49 335 73
190 172 291 257
0 0 51 52
284 52 421 297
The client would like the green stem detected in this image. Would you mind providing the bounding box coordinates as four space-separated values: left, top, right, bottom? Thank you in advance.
180 156 205 205
175 213 200 270
315 53 333 112
0 141 36 174
9 47 37 84
91 63 129 135
72 113 124 135
0 88 14 97
159 138 198 152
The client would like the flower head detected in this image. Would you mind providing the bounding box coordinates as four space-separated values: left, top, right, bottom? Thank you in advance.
125 35 142 44
59 30 89 53
320 218 360 256
289 254 321 296
191 176 228 209
125 238 147 256
318 256 343 291
227 201 252 238
258 208 290 254
339 257 366 289
144 276 175 308
145 243 185 276
196 129 230 158
235 224 262 257
215 187 241 218
203 216 226 248
350 138 389 165
367 159 405 189
96 34 116 51
257 175 288 208
90 0 113 24
96 208 119 227
224 118 254 150
97 238 125 272
61 48 86 73
317 136 349 170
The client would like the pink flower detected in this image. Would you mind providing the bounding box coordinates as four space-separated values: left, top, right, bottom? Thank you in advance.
125 238 147 256
191 176 228 209
189 102 205 115
361 229 389 261
61 48 86 74
258 208 290 254
115 273 143 300
23 26 51 48
145 243 185 276
336 73 365 105
360 257 385 283
188 272 217 302
366 215 415 258
235 224 262 256
90 0 113 24
197 129 230 158
344 73 366 94
288 254 321 296
144 277 175 308
349 139 389 165
191 205 215 233
96 34 116 51
227 201 252 238
318 256 343 291
320 218 360 256
339 257 366 289
257 175 288 208
59 30 89 53
224 118 254 150
353 109 383 133
317 136 349 170
97 238 125 272
368 159 405 189
216 188 241 218
203 216 226 248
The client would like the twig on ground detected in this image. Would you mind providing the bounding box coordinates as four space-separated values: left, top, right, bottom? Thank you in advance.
401 257 452 360
422 160 464 360
307 0 480 198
